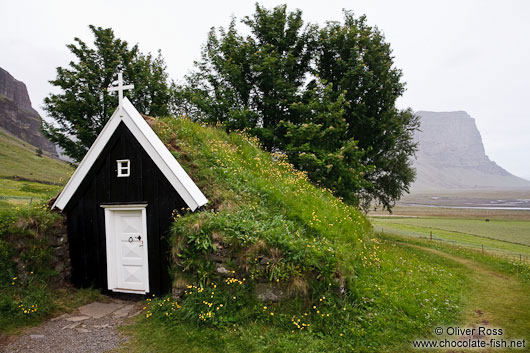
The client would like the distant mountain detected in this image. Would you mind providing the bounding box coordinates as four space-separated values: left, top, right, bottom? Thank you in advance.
411 111 530 191
0 67 57 157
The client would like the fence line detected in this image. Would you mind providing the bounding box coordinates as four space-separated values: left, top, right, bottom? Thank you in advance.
376 225 530 264
0 195 41 205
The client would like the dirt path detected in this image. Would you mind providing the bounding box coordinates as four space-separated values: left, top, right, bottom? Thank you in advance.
0 299 143 353
402 242 530 352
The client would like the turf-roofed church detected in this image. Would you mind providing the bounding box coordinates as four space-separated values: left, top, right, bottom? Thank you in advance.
52 73 208 295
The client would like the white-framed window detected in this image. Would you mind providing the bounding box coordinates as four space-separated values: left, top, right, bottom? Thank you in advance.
117 159 130 177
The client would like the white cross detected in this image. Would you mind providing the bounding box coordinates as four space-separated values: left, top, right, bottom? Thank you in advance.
108 72 134 107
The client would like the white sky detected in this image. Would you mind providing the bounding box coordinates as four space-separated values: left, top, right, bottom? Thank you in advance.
1 0 529 179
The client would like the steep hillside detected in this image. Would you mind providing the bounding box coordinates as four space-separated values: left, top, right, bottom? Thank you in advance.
0 129 72 184
0 129 72 209
412 111 530 191
0 67 57 157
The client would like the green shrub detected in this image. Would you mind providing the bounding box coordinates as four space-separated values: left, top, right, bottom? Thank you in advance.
147 278 253 327
171 206 339 291
0 207 64 331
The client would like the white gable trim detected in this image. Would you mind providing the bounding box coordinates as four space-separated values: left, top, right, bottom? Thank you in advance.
52 97 208 211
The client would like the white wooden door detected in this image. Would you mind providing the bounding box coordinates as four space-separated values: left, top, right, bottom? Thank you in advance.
103 205 149 294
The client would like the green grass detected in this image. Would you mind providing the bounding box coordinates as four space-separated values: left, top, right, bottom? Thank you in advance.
372 217 530 258
0 286 103 335
0 179 63 210
374 217 530 245
0 178 62 197
120 239 469 353
0 129 72 184
156 117 371 287
112 118 478 352
378 233 530 343
379 233 530 285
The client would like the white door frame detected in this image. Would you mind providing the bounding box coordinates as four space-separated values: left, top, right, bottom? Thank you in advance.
101 204 149 294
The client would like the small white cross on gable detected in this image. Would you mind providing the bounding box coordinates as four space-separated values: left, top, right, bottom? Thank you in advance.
108 72 134 108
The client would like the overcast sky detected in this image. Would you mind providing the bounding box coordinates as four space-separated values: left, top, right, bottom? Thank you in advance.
1 0 529 179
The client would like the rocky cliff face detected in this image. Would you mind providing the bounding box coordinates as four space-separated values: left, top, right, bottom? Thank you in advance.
0 67 57 157
411 111 530 191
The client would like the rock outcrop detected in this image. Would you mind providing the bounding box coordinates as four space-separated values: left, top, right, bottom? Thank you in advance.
411 111 530 191
0 67 57 156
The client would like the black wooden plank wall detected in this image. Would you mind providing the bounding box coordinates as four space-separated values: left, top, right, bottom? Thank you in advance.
65 122 186 294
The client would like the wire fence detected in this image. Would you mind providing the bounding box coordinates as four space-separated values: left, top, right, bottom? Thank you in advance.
375 225 530 264
0 195 41 206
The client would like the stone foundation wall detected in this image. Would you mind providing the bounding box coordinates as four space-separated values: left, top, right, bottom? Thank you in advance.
47 219 71 282
171 240 291 303
6 212 71 284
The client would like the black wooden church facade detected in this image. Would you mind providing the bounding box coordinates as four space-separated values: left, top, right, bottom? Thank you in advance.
53 96 207 295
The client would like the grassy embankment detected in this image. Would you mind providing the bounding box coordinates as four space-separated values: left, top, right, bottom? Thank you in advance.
118 118 473 352
0 129 73 209
0 208 104 336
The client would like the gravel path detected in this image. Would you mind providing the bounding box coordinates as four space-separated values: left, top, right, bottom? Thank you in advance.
1 299 142 353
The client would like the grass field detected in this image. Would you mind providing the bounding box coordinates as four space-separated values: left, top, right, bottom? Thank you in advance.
373 217 530 245
0 179 64 210
371 199 530 263
0 129 72 209
119 232 530 353
372 204 530 220
371 217 530 258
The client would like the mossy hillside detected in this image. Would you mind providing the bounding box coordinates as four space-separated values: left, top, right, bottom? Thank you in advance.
138 118 468 351
154 117 371 294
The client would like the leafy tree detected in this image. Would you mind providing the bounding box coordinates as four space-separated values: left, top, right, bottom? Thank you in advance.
315 13 419 210
178 4 318 150
43 25 173 162
280 81 372 203
179 5 419 211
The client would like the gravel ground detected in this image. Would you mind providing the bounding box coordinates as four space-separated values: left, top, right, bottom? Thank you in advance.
1 300 142 353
